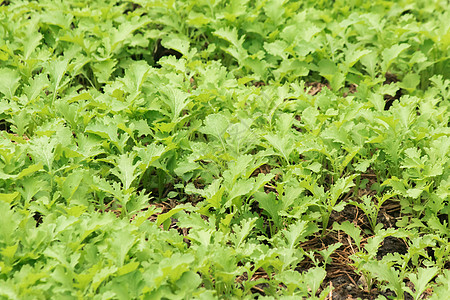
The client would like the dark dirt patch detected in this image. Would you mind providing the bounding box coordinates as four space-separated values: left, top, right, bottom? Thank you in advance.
236 268 271 296
383 72 403 110
0 119 12 133
251 164 272 176
253 81 267 87
300 228 372 300
146 199 192 245
293 114 302 132
329 205 365 227
312 193 407 299
343 83 358 97
305 81 331 95
376 200 402 229
123 2 142 14
33 211 43 227
326 275 375 300
377 236 408 259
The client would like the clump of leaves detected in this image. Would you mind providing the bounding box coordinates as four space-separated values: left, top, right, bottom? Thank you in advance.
0 0 448 298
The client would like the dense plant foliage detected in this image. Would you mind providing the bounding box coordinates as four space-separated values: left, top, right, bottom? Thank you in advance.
0 0 449 298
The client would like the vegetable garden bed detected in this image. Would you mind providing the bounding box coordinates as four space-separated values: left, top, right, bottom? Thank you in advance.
0 0 449 299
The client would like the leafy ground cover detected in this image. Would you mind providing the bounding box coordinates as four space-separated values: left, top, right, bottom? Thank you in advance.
0 0 449 299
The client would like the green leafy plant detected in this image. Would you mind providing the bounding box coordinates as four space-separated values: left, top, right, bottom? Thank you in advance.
0 0 448 298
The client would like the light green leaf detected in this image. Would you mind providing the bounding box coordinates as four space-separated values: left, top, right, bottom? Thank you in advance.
213 27 247 62
130 119 152 137
0 192 19 204
61 170 84 201
318 59 338 75
381 44 410 72
92 60 117 83
24 73 50 102
408 267 439 300
111 18 151 50
232 217 257 248
136 143 167 169
368 93 386 112
91 265 118 292
185 179 224 209
406 188 423 199
263 0 286 23
49 58 69 101
399 73 420 92
110 229 137 267
264 134 292 164
329 175 357 206
160 86 190 122
85 119 119 144
174 161 200 178
303 267 326 296
283 220 317 250
0 68 20 99
264 40 288 59
156 204 193 229
360 51 377 78
333 221 362 249
123 61 151 93
117 261 140 276
227 178 254 203
306 162 322 173
28 136 58 171
366 261 406 297
23 32 42 60
161 34 191 57
255 191 282 228
345 49 371 68
214 27 241 49
199 113 229 146
110 152 142 190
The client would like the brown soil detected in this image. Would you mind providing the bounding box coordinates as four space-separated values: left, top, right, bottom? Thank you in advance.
143 177 415 299
317 200 408 300
383 72 403 110
306 81 331 95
